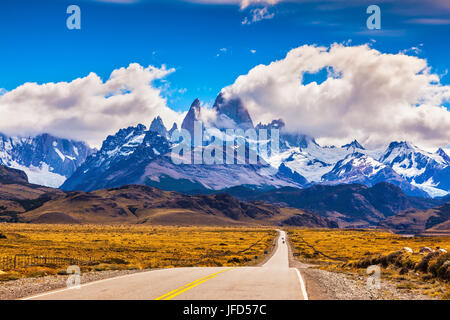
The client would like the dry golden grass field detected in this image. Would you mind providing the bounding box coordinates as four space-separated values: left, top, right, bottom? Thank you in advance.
0 224 276 281
288 228 450 299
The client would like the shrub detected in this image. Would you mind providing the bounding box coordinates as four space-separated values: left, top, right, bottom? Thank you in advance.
428 253 450 281
416 251 440 272
0 272 20 281
351 251 418 272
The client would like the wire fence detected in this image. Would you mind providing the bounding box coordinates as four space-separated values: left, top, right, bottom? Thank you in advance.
0 254 93 271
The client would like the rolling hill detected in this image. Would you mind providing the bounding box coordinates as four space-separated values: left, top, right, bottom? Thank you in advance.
0 165 336 227
0 165 64 222
380 201 450 234
20 184 337 227
1 164 447 231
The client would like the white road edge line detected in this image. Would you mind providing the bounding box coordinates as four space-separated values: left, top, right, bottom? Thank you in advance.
21 271 147 300
294 268 309 301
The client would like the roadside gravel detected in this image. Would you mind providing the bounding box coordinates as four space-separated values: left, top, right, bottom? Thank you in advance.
287 237 433 300
296 263 433 300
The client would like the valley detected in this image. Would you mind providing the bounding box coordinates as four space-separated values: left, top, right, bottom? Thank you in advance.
1 226 449 300
0 224 276 278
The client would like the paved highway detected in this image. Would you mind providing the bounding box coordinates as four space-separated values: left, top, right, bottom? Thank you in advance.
24 230 308 300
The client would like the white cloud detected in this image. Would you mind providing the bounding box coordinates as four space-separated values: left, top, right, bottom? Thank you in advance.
239 0 281 9
94 0 140 3
401 46 422 55
406 18 450 25
184 0 450 15
222 44 450 149
250 49 256 54
0 63 184 148
242 6 274 24
183 0 282 9
216 47 229 57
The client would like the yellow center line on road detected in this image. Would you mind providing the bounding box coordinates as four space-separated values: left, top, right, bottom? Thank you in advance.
155 268 233 300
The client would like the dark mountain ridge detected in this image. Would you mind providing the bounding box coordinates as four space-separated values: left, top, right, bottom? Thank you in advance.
216 182 444 228
0 165 334 228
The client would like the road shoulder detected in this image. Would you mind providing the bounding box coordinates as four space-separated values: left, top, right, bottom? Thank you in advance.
256 229 279 266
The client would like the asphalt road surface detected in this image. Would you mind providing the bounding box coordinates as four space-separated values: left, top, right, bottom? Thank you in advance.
24 230 308 300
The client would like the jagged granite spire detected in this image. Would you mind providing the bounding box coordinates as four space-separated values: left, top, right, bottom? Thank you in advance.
168 122 178 137
181 98 201 135
149 116 168 137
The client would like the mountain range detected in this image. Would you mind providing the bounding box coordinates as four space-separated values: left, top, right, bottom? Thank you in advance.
57 93 449 198
0 93 448 199
215 183 447 229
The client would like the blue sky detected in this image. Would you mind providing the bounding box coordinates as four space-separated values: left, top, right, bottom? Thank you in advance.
0 0 449 112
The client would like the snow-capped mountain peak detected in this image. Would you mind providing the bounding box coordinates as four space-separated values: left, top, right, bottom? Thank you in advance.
341 139 365 151
436 148 450 164
373 141 449 197
99 124 147 161
320 152 428 197
212 93 254 130
322 152 386 181
0 132 94 187
380 141 447 176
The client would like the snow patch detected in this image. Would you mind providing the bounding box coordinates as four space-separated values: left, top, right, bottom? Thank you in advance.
54 147 65 161
9 161 66 188
411 178 448 198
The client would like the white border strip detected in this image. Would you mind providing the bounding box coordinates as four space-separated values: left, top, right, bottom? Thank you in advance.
294 268 309 300
21 272 140 300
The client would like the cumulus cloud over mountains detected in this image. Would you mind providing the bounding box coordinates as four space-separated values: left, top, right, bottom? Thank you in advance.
0 63 183 147
0 44 449 150
221 44 450 149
